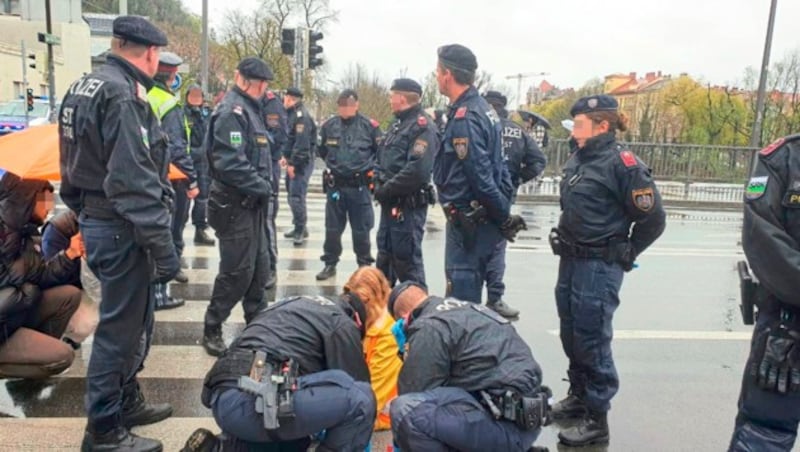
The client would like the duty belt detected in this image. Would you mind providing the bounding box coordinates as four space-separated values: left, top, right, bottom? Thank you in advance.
548 228 611 259
479 390 550 430
80 192 119 220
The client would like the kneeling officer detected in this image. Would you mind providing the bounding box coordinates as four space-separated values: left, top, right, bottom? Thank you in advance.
183 294 376 452
388 282 550 452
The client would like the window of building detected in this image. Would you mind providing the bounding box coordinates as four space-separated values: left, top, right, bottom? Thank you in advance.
2 0 21 15
12 81 23 98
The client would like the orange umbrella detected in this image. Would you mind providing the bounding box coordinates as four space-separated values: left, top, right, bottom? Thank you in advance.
0 123 187 181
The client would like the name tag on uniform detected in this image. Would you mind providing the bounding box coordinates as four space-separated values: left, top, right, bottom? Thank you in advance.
326 138 339 146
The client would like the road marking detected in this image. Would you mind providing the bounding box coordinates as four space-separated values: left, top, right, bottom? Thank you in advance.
547 329 751 341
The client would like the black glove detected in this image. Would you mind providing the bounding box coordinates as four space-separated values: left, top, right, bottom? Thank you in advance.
618 242 637 272
151 247 180 284
500 215 527 242
750 324 800 393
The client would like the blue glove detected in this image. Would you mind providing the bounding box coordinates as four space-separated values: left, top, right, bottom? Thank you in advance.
391 318 407 358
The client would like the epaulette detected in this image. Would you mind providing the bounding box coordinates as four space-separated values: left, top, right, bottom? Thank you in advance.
417 115 428 127
370 118 380 128
454 106 467 119
266 91 275 100
232 105 243 115
619 150 637 168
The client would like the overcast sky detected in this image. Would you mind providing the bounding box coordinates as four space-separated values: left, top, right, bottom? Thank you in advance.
184 0 800 103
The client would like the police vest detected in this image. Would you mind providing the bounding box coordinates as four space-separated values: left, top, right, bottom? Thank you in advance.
147 85 191 153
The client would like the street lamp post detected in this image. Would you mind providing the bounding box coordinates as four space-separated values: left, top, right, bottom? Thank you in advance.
750 0 779 148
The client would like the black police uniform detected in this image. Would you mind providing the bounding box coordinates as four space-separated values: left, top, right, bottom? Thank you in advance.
199 296 375 452
184 94 213 242
317 100 381 277
729 134 800 451
58 15 177 451
434 46 517 304
390 295 545 451
552 95 666 446
261 90 287 286
284 92 317 243
203 59 273 354
375 78 438 287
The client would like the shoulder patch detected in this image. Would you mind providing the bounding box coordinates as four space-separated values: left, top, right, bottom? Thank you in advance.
453 137 468 160
620 150 637 167
745 176 768 200
455 106 467 119
296 110 303 118
417 115 428 127
412 139 428 156
135 82 148 102
266 91 275 100
631 187 655 212
232 105 243 115
760 137 786 156
370 118 380 128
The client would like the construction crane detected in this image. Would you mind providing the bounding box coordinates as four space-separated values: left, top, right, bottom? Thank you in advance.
505 72 549 108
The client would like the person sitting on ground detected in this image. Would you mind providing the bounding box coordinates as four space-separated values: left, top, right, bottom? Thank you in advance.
0 174 83 378
344 266 403 431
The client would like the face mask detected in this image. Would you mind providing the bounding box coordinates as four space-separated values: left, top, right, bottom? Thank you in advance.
391 318 407 360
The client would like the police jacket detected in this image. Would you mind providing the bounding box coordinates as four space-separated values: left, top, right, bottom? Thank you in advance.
149 82 197 186
285 102 317 169
41 210 81 289
58 54 174 256
434 86 513 224
398 296 542 397
558 132 666 255
184 105 207 150
318 113 381 178
497 108 547 189
206 86 272 200
376 104 438 198
0 178 78 346
261 91 288 162
742 134 800 308
231 296 370 381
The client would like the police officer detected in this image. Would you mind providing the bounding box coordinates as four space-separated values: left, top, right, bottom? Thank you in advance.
262 86 288 289
282 86 317 246
185 84 215 247
387 282 549 452
59 16 177 452
728 134 800 451
182 293 375 452
374 78 438 287
550 95 666 447
202 57 273 357
148 51 197 305
316 89 381 280
481 90 548 318
433 44 526 304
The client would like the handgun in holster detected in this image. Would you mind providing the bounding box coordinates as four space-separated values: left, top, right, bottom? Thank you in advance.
737 260 758 325
548 228 563 256
442 201 485 250
237 352 298 430
480 390 549 430
322 169 335 194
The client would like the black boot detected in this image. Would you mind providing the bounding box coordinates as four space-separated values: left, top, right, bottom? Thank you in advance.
154 296 185 311
293 229 306 247
558 411 609 447
316 264 336 281
81 426 163 452
284 229 296 238
174 270 189 284
121 384 173 428
551 370 589 421
487 299 520 319
194 228 216 246
202 325 226 357
181 428 219 452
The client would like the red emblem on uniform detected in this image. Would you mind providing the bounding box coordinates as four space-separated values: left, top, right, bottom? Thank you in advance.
760 137 786 156
455 107 467 119
417 116 427 126
620 150 637 167
370 118 380 128
266 91 275 99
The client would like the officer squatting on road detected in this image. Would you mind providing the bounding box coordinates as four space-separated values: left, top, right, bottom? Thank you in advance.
548 94 666 447
481 90 548 319
374 78 438 288
316 89 382 281
59 16 179 452
261 84 288 290
282 86 317 247
387 281 550 452
729 134 800 452
432 44 528 305
202 57 274 358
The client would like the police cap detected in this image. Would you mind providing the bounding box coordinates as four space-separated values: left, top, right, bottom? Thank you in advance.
390 78 422 96
388 280 427 318
237 57 273 81
158 51 183 67
337 89 359 104
437 44 478 72
570 94 619 117
483 90 507 108
286 86 304 99
112 15 168 47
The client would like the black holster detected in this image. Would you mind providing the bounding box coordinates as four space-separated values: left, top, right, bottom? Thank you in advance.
480 390 550 430
396 185 436 209
442 201 487 249
737 261 757 325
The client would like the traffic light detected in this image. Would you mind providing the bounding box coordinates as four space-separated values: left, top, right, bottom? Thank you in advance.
27 52 36 69
307 30 323 69
26 88 34 112
281 28 295 56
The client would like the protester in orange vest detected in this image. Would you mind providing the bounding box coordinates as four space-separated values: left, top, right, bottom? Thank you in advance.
343 266 402 430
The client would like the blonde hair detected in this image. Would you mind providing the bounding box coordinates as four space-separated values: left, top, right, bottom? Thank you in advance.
343 267 391 330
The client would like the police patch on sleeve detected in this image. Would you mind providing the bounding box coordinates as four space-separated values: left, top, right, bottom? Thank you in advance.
412 139 428 156
296 123 305 133
632 187 654 212
230 131 242 147
453 137 468 160
745 176 768 200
